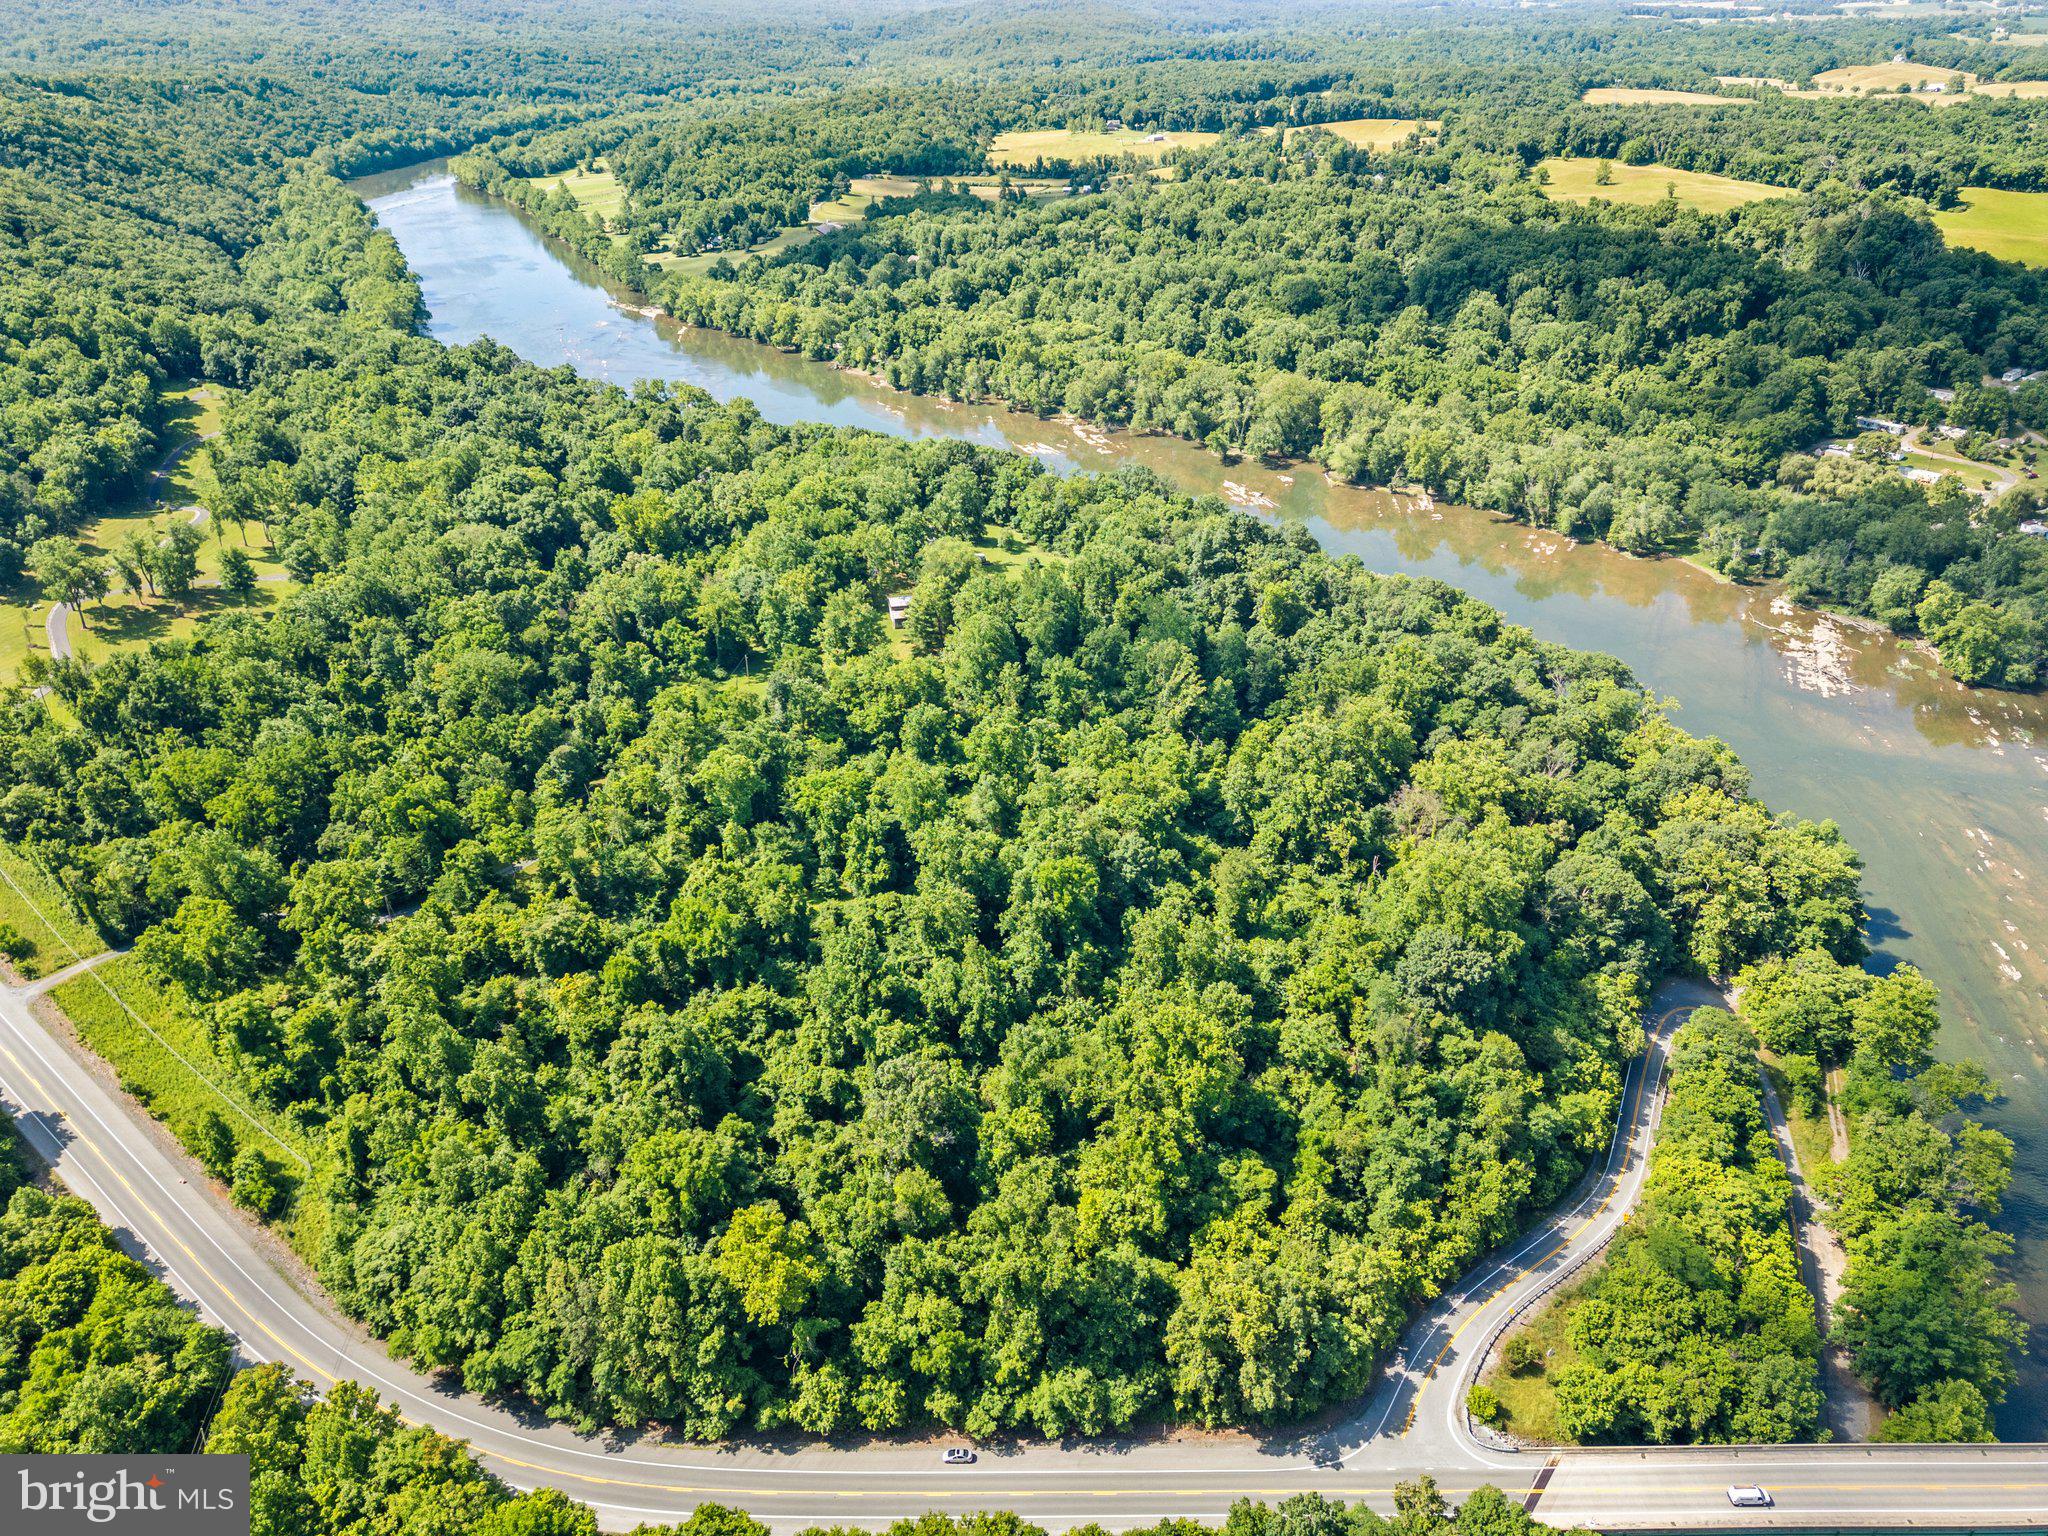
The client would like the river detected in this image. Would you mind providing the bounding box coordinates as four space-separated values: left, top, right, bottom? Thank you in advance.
354 162 2048 1436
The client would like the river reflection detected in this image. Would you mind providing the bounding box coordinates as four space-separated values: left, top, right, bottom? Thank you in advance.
355 161 2048 1435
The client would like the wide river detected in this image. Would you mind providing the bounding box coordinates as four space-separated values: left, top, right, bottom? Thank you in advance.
356 163 2048 1435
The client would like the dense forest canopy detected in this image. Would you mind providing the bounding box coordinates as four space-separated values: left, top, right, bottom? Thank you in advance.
0 61 1882 1438
0 0 2028 1463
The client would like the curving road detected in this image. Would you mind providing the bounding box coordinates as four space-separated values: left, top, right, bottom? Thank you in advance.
0 952 2043 1530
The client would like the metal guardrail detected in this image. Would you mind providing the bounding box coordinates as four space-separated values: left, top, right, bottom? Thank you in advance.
1461 1067 1672 1452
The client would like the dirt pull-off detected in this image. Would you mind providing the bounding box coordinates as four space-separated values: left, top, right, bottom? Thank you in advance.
1759 1067 1881 1441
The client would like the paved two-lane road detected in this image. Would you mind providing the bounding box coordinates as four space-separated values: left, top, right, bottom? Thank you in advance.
0 958 2042 1530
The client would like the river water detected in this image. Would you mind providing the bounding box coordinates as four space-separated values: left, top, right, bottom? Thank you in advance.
355 163 2048 1436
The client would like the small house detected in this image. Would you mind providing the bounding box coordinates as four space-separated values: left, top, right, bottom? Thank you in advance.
887 594 912 628
1104 118 1124 132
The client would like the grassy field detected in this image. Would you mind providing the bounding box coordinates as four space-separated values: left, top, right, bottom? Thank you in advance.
1934 186 2048 266
1263 117 1433 149
1969 79 2048 98
51 954 309 1185
1537 157 1794 213
517 162 628 225
1902 447 2003 488
0 383 285 689
0 845 107 979
989 127 1221 167
649 223 819 275
1581 86 1750 106
1810 61 1977 94
1480 1272 1601 1444
812 174 1071 221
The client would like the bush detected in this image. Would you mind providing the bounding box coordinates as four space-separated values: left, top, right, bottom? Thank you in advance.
1467 1384 1504 1426
1779 1053 1822 1115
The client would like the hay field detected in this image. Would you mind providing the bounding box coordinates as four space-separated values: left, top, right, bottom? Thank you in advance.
989 127 1220 166
1537 157 1794 213
1933 186 2048 266
1582 86 1750 105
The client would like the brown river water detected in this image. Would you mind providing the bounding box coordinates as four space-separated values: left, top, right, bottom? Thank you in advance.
353 162 2048 1436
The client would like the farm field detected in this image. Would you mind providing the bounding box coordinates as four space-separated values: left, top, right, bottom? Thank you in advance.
1810 61 1977 93
1261 116 1433 148
1537 156 1794 212
1934 185 2048 266
989 126 1220 166
1971 80 2048 98
1581 85 1750 105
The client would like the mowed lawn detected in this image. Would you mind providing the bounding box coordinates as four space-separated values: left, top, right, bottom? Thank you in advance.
0 382 283 690
1581 86 1751 106
518 162 628 224
1934 186 2048 266
989 127 1220 166
1538 157 1794 213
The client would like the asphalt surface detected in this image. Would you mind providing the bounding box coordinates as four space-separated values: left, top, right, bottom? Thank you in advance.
0 956 2042 1531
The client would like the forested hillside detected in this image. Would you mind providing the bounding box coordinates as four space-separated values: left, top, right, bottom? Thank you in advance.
581 127 2047 688
0 0 2027 1461
0 80 1878 1437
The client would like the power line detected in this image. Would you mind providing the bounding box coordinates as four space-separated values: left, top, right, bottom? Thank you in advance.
0 852 309 1171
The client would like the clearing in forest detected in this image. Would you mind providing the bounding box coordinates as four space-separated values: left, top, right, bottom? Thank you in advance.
1581 86 1750 105
518 162 628 224
1261 117 1435 148
1809 61 1978 94
1537 157 1794 213
1933 186 2048 266
1969 80 2048 99
988 126 1220 166
0 383 290 688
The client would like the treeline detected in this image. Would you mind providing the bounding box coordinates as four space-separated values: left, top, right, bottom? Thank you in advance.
1492 1008 1822 1444
1736 952 2023 1440
600 129 2048 686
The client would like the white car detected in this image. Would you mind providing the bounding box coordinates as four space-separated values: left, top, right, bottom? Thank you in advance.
942 1447 976 1465
1727 1485 1773 1508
